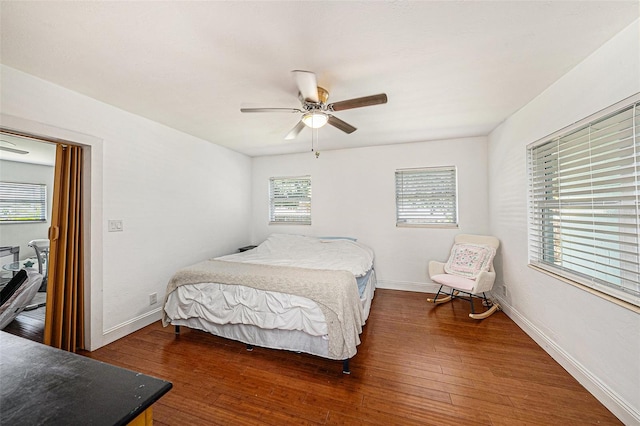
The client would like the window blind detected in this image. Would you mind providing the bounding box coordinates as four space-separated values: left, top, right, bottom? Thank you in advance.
528 101 639 306
0 181 47 223
269 176 311 224
395 166 457 226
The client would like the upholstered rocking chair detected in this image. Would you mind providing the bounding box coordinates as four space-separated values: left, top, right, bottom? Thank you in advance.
427 234 500 319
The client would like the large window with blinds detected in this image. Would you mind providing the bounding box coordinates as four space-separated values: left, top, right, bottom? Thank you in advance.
528 99 639 307
0 181 47 223
395 166 458 227
269 176 311 225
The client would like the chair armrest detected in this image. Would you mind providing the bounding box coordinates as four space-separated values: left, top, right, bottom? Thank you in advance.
473 270 496 294
428 261 446 279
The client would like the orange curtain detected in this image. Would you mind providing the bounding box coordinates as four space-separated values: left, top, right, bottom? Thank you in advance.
44 144 84 352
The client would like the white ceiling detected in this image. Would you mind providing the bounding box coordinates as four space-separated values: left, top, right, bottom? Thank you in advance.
1 1 638 157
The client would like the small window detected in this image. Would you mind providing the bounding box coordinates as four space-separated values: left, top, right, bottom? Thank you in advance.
395 166 458 227
0 182 47 223
269 176 311 225
528 100 639 307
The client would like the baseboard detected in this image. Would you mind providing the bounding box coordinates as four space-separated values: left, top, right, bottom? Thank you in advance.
492 294 639 425
101 307 163 347
376 279 440 293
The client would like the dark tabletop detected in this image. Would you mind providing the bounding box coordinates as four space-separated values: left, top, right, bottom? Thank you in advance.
0 331 172 425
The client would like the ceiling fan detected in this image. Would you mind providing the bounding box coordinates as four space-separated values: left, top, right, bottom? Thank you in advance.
0 139 29 155
240 70 388 140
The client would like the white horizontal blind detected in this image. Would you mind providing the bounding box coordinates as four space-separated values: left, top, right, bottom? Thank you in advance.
528 101 639 306
0 181 47 223
395 166 457 226
269 176 311 224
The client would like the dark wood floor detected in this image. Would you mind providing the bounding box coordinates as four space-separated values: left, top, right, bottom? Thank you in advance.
2 297 45 343
75 289 620 425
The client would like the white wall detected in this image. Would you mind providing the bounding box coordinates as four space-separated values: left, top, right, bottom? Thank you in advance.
0 65 252 349
487 20 640 424
0 159 54 260
251 136 489 291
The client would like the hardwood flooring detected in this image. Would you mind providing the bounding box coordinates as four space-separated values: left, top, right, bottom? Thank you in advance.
80 289 620 425
2 293 46 343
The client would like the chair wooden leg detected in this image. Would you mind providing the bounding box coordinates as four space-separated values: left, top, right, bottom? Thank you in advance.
469 302 500 320
427 286 452 304
428 294 452 304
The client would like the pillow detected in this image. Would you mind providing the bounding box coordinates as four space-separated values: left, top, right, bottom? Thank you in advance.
444 243 496 279
0 269 28 306
319 236 357 242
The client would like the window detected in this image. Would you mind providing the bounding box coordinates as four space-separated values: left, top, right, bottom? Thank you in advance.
395 166 458 227
269 176 311 224
528 100 639 307
0 181 47 223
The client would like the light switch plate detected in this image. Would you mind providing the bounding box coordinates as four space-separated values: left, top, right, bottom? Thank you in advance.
108 220 123 232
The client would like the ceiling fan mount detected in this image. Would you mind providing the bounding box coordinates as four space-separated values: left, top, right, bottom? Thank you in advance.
241 71 387 140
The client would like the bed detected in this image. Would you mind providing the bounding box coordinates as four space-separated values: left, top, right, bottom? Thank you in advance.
162 234 376 373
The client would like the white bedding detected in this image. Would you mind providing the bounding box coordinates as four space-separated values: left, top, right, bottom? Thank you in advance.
217 234 374 277
163 234 376 360
167 282 329 336
165 269 377 360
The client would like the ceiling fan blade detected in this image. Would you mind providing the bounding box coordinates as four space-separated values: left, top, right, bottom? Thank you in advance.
329 93 388 112
328 115 357 134
241 107 302 113
284 121 307 140
0 146 29 154
292 70 319 103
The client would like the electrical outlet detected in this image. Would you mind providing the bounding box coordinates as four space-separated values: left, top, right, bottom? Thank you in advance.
503 285 508 297
149 292 157 305
108 220 123 232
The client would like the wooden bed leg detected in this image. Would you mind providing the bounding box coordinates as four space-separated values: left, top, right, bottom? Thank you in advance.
342 359 350 375
174 325 180 335
246 344 253 351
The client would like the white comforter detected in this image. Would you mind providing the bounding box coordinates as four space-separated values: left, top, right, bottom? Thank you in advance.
217 234 374 277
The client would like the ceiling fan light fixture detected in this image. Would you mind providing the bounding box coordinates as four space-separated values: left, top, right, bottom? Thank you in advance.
302 112 328 129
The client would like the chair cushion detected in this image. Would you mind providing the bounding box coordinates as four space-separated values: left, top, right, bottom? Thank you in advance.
431 273 476 291
444 243 496 279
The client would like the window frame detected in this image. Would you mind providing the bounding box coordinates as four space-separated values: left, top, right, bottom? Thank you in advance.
269 175 312 225
395 166 458 228
527 94 640 308
0 181 48 223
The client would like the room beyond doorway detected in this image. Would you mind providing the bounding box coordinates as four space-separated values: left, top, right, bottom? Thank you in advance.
0 132 55 342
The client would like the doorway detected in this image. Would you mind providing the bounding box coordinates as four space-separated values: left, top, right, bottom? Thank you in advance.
0 114 102 351
1 130 89 351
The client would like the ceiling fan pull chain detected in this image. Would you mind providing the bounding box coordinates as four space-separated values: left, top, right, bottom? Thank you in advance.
311 128 315 153
311 129 320 158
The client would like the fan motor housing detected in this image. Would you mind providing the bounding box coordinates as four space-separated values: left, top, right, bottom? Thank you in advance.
316 87 329 104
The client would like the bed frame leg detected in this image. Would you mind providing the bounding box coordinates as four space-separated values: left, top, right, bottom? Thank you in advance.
342 359 350 374
174 325 180 335
246 344 253 351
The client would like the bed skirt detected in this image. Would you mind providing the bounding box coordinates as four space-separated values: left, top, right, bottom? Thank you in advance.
166 269 376 361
